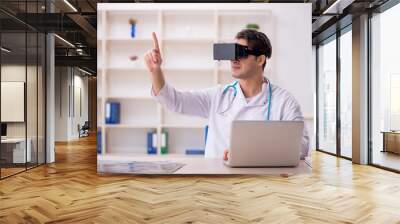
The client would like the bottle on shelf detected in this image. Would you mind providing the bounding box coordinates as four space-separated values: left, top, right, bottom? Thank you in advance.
129 18 136 38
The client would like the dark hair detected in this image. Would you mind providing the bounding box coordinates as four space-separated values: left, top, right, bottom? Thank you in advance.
235 29 272 70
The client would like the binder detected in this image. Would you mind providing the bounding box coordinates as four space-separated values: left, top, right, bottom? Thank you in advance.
204 125 209 144
105 102 120 124
161 131 168 154
153 132 157 154
97 130 102 154
147 131 157 154
185 149 205 155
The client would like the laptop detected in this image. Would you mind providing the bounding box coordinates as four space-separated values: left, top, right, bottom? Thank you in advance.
224 120 304 167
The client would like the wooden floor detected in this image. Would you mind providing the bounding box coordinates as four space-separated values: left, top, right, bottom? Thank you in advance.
1 135 400 223
1 167 26 178
372 151 400 171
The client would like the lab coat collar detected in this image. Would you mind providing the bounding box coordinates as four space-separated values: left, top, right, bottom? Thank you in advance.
235 78 270 107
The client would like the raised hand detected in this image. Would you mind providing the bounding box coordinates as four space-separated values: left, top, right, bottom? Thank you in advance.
144 32 163 73
143 32 165 95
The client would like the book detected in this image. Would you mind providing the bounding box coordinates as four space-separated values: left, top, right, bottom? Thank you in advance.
185 148 205 155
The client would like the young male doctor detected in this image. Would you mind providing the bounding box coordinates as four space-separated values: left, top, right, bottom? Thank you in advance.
144 29 309 161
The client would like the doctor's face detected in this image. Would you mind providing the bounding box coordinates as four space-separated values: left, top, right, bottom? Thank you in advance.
231 38 260 79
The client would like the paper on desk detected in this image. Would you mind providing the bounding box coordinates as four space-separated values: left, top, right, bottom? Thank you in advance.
98 161 185 174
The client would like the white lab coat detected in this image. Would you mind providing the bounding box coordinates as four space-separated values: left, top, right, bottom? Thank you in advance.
152 79 310 159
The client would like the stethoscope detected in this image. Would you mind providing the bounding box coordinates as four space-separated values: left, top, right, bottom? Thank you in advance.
218 77 272 120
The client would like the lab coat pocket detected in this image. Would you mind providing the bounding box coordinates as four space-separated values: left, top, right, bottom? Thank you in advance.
215 110 232 129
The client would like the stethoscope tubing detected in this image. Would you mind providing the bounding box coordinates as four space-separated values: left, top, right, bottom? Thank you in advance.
220 78 272 120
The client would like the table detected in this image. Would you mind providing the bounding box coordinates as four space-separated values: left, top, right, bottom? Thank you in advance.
381 131 400 154
97 154 312 175
1 138 31 164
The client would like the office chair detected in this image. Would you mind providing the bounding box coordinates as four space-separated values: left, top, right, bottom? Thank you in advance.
79 121 90 138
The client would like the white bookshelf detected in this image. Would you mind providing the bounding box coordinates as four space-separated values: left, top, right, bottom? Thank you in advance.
97 3 273 157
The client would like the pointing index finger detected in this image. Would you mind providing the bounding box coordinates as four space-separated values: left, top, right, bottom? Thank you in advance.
152 32 160 52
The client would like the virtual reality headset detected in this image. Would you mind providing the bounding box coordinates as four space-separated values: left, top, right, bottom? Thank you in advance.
213 43 265 61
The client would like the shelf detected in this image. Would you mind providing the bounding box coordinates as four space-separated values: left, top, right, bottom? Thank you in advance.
105 66 148 72
104 98 159 126
218 10 268 16
105 67 148 72
97 104 103 126
163 38 214 44
163 69 215 91
218 10 271 41
161 124 206 129
163 42 214 69
106 11 159 40
155 153 204 157
163 67 215 72
100 124 207 129
163 109 207 128
103 67 215 72
97 45 103 68
98 153 204 162
106 69 151 97
105 127 157 154
161 127 206 154
97 72 104 96
105 37 152 42
98 12 105 40
163 11 214 40
217 38 236 43
107 39 151 69
101 37 214 44
107 95 153 100
218 64 232 72
218 70 235 86
218 66 231 71
104 124 158 129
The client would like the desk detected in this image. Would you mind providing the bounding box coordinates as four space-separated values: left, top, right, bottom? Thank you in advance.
381 131 400 154
97 154 312 175
1 138 31 164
